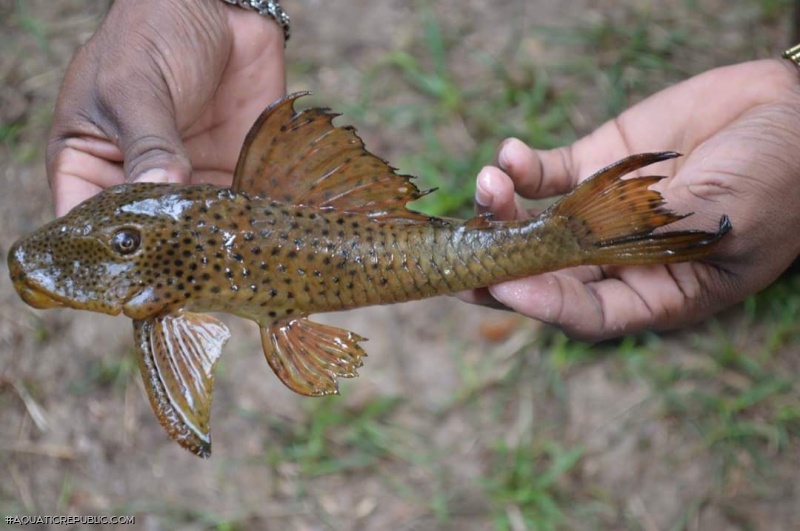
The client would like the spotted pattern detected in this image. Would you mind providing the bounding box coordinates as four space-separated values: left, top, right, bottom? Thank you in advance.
10 182 579 324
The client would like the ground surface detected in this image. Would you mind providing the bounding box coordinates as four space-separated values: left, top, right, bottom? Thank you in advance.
1 1 799 530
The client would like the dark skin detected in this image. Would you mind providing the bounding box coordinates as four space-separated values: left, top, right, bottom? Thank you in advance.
47 3 800 340
47 0 286 217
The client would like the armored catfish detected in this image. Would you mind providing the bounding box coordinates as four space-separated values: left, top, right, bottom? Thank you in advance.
8 93 730 457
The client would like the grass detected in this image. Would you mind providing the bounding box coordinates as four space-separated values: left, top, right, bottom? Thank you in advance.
263 394 413 477
484 439 585 531
348 3 578 217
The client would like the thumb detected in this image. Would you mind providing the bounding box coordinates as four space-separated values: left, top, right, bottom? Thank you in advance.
109 93 192 185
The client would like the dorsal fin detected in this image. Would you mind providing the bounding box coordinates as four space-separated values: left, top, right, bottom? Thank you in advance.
232 92 431 223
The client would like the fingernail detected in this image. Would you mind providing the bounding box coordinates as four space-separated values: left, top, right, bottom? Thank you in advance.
475 169 493 208
134 168 171 184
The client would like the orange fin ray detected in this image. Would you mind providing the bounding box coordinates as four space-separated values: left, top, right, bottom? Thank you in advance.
260 317 367 396
233 92 430 222
134 312 230 458
548 151 731 264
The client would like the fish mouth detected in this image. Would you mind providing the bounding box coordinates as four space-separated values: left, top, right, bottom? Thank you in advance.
13 277 121 316
14 281 68 310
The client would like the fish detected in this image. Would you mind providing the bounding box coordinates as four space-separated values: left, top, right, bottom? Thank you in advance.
8 92 731 457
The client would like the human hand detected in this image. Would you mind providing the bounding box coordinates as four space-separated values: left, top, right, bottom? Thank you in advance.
461 59 800 341
47 0 286 216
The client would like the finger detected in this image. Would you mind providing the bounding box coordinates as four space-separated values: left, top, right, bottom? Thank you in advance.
49 143 124 216
486 274 635 341
489 263 707 341
101 87 192 185
475 166 527 220
454 288 511 310
496 138 577 199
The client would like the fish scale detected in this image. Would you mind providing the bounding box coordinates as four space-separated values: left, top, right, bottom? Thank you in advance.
8 92 731 457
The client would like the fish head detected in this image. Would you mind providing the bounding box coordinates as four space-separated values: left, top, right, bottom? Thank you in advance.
9 183 207 320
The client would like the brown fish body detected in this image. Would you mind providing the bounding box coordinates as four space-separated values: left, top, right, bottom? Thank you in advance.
173 191 572 322
8 93 730 458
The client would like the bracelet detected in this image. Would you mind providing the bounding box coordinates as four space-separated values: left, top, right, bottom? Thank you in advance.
782 44 800 69
221 0 291 44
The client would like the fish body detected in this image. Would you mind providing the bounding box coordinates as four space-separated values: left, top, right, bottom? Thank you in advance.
8 93 730 457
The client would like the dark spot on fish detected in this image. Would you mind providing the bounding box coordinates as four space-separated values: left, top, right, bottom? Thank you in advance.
211 286 220 294
277 264 286 273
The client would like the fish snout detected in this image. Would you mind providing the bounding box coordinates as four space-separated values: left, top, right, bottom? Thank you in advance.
8 238 65 309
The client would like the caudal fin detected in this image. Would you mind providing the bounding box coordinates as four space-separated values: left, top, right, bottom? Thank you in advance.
548 152 730 265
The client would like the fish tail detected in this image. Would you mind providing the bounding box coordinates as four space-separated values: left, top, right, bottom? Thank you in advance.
548 151 731 265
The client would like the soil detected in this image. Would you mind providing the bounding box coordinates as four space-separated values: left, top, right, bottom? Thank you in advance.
1 1 798 530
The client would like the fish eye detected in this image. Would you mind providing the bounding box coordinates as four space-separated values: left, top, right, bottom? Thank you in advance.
112 229 141 255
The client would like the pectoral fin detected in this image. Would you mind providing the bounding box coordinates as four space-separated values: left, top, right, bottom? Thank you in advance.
133 312 230 458
260 318 367 396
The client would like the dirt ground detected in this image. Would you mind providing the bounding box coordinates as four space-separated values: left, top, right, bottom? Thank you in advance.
1 1 799 530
